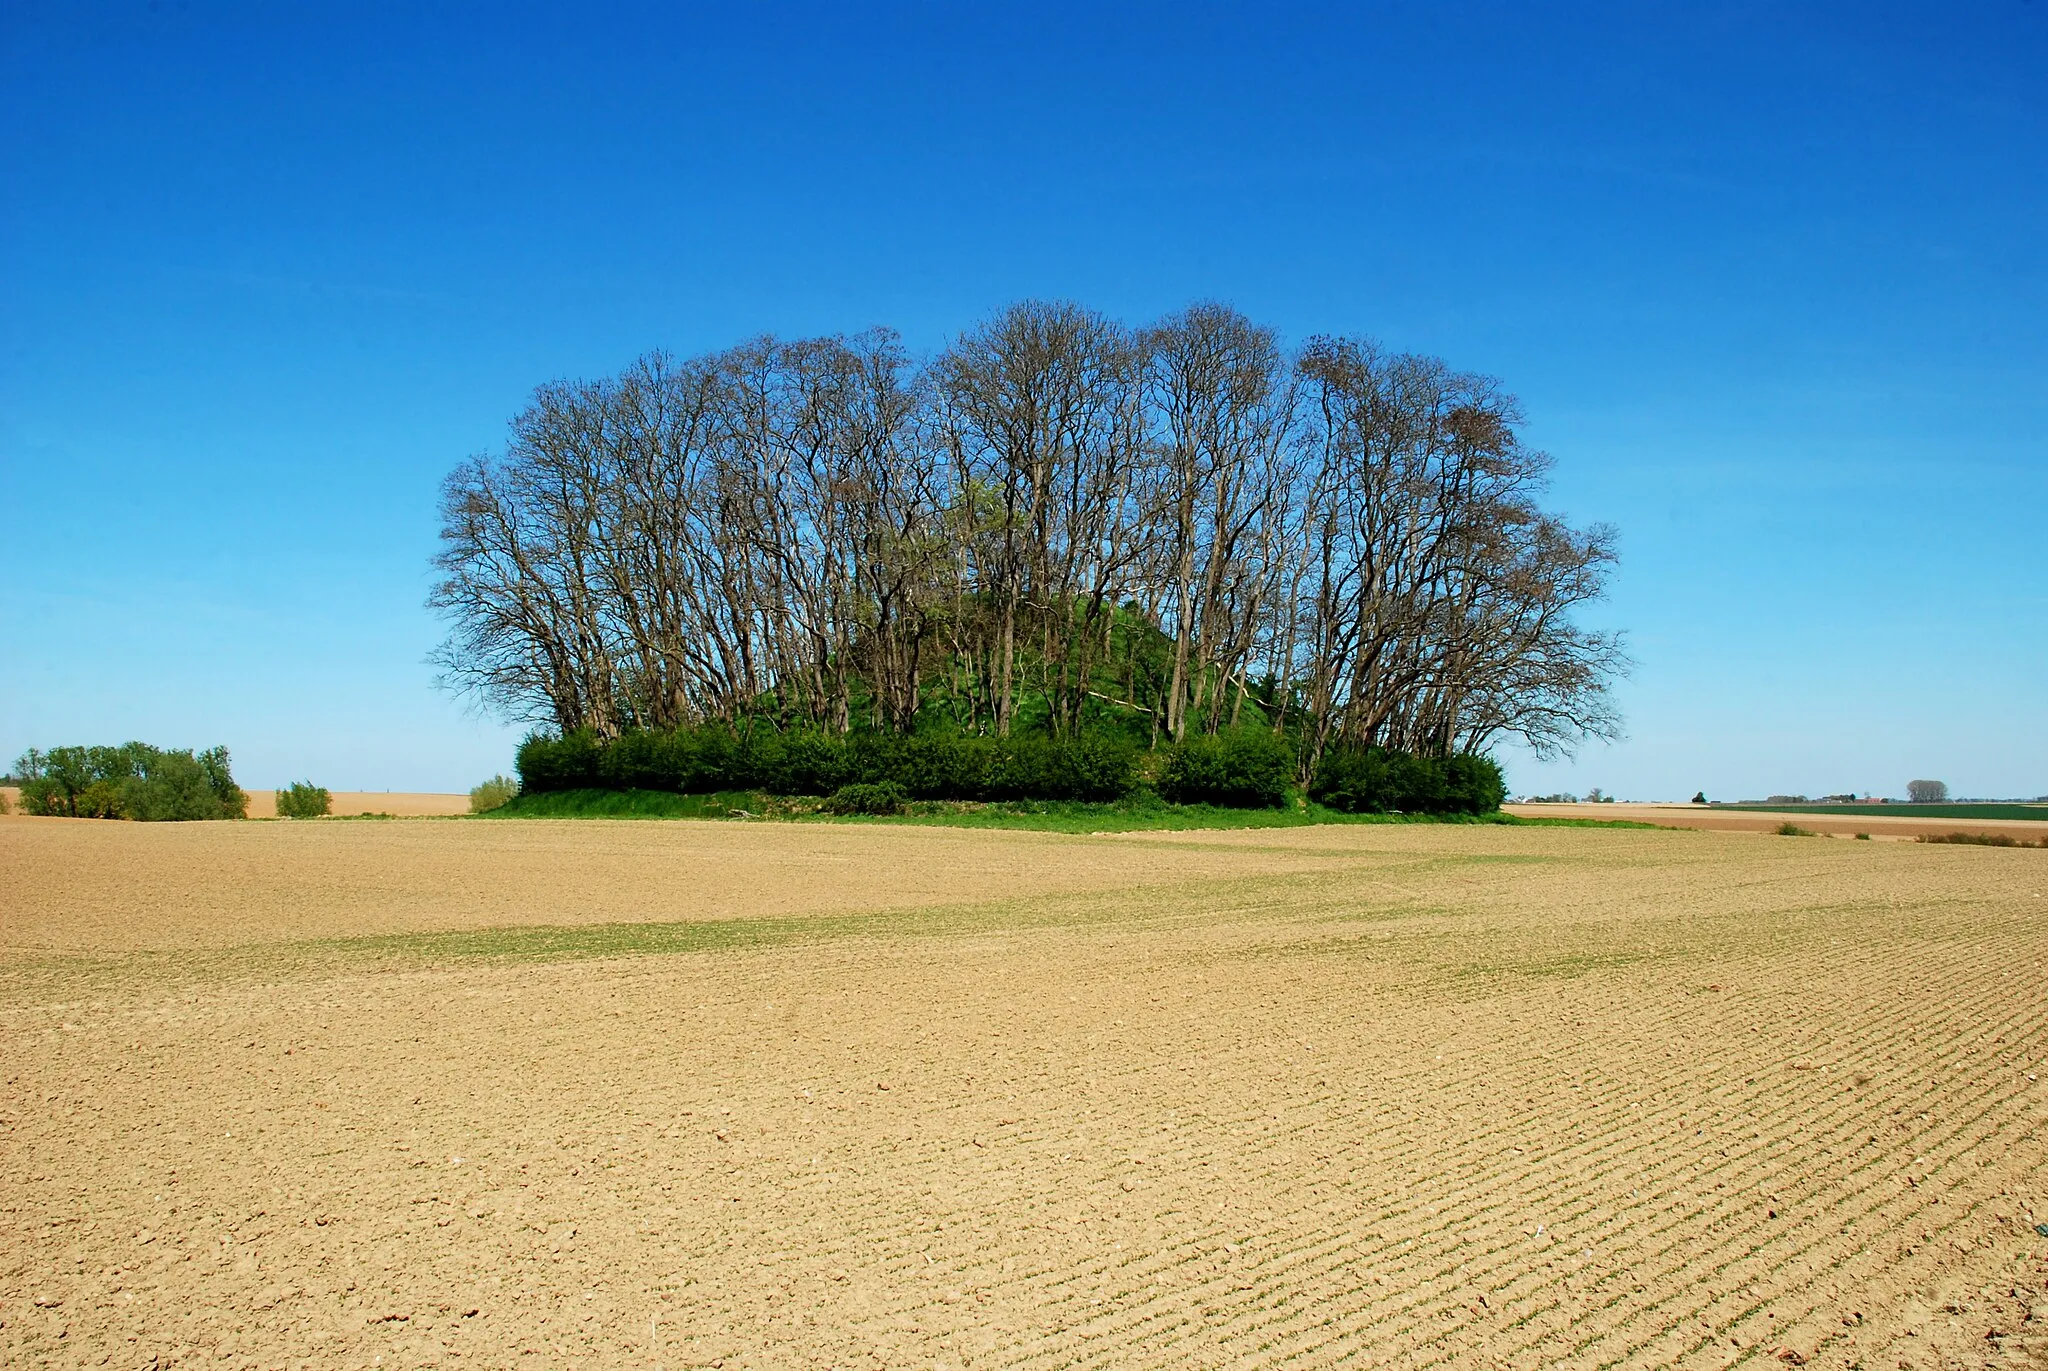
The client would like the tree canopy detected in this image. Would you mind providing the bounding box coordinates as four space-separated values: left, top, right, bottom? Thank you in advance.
431 301 1625 770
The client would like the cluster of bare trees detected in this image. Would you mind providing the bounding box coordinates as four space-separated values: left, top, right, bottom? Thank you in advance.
431 301 1625 766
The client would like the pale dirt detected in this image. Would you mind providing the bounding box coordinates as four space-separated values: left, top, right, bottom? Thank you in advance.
0 817 1374 954
0 789 469 820
247 793 473 820
1508 801 2048 841
4 817 2047 1369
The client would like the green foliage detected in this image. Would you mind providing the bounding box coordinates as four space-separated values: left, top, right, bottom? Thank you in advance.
820 781 909 816
517 725 1139 804
488 787 1538 832
1308 747 1506 816
76 779 130 819
1718 802 2048 821
515 724 1520 817
516 728 606 791
13 743 247 821
1773 822 1819 836
1916 831 2047 848
469 775 519 813
275 781 332 819
483 789 778 820
1156 728 1293 808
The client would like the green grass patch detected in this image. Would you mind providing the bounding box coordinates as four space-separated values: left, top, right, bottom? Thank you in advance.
1719 802 2048 821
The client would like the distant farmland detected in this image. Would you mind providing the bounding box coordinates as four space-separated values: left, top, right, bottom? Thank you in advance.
1717 802 2048 821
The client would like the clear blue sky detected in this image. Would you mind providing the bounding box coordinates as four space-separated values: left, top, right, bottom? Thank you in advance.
3 2 2042 800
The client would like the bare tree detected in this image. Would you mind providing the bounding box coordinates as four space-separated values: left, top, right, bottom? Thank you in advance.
1145 303 1297 740
431 303 1627 767
1286 338 1625 773
932 302 1138 736
1907 779 1948 803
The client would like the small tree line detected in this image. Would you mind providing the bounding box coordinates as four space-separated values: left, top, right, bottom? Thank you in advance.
431 301 1625 775
13 744 247 820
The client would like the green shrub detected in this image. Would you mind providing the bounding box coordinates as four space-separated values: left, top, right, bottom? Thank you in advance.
275 781 332 819
469 775 519 813
13 743 246 820
1309 746 1505 815
1917 831 2047 848
770 730 853 795
515 725 1140 804
820 781 909 816
1158 728 1293 808
516 729 605 792
1440 754 1509 814
1042 732 1141 803
76 779 129 820
598 728 691 791
1774 821 1818 836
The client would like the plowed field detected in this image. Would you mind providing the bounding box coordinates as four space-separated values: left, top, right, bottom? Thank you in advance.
4 816 2046 1369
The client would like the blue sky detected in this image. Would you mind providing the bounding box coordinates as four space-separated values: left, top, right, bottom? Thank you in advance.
3 2 2042 799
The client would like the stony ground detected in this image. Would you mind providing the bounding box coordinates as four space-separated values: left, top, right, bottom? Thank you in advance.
3 815 2046 1369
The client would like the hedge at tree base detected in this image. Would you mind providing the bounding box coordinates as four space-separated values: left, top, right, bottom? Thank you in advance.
1156 728 1294 808
518 726 1505 816
1308 746 1506 816
518 726 1138 804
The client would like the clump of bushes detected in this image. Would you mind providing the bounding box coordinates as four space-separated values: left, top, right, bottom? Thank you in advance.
14 744 247 821
516 726 1139 804
1157 728 1294 808
275 781 331 819
1308 746 1506 816
1917 831 2047 849
1773 821 1819 837
469 774 519 813
820 781 909 816
513 724 1511 816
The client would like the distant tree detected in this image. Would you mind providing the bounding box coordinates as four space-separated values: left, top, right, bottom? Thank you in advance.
14 743 246 820
469 775 519 813
1907 779 1948 804
1691 790 1707 805
1585 787 1607 803
275 781 331 819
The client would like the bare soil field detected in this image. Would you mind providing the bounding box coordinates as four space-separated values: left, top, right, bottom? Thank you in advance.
1509 801 2048 842
3 817 2047 1369
246 792 473 820
1 790 470 821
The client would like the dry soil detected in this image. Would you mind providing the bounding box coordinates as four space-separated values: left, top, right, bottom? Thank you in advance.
3 815 2046 1369
246 794 473 821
